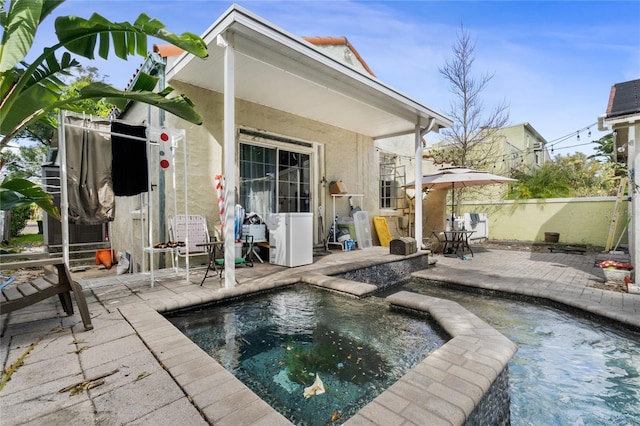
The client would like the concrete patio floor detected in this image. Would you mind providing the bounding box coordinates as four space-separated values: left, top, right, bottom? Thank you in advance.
1 245 638 425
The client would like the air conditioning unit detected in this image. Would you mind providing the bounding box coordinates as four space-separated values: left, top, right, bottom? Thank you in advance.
533 142 543 150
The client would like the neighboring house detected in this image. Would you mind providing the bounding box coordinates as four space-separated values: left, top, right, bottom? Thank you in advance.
598 78 640 275
373 122 551 235
419 123 550 201
426 122 550 177
110 5 452 286
491 123 551 174
364 123 550 238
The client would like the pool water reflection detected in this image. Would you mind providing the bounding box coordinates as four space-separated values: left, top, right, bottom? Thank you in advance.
166 285 446 425
393 281 640 425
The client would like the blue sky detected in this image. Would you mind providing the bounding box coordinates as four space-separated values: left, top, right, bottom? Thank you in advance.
31 0 640 156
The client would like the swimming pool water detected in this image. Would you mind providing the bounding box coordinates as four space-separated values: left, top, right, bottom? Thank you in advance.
166 285 446 425
395 281 640 426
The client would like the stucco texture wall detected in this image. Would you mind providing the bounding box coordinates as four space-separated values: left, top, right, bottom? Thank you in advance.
111 81 380 266
461 197 629 247
169 81 378 228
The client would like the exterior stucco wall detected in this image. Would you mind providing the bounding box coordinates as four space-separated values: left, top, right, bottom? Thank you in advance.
374 134 429 240
312 44 371 76
111 81 381 267
375 135 417 181
375 134 442 187
169 80 378 227
460 197 629 246
375 135 417 219
496 124 549 171
423 190 448 234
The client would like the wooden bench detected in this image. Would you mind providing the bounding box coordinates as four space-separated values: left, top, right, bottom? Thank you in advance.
0 255 93 330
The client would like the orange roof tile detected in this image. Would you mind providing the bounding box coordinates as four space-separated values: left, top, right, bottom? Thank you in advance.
153 44 185 58
304 36 348 46
303 36 376 77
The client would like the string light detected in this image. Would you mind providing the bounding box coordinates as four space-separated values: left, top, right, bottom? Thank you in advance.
548 141 594 152
546 122 597 151
396 122 600 169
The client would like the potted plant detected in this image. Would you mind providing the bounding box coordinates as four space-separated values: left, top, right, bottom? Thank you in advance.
599 260 633 285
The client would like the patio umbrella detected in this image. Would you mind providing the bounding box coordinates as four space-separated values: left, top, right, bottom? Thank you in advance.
404 167 516 220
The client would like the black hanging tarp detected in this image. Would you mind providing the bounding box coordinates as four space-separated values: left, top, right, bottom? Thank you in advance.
111 122 149 196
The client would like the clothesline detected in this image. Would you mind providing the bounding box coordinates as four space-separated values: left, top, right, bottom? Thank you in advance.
62 120 166 145
57 111 190 285
64 112 144 126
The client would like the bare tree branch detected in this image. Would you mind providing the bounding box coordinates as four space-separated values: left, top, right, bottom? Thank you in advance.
432 24 510 214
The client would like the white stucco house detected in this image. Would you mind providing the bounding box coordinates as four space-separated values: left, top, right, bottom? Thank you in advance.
111 5 452 287
598 78 640 277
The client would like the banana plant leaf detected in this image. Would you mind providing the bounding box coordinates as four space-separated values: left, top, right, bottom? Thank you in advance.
0 178 60 220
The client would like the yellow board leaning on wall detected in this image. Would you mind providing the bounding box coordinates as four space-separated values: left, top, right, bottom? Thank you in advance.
373 217 393 247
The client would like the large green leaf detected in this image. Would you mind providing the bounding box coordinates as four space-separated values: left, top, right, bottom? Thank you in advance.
0 0 42 73
38 0 64 23
0 1 63 73
76 82 202 124
1 2 207 147
55 13 208 61
0 50 79 136
128 71 159 93
0 178 60 220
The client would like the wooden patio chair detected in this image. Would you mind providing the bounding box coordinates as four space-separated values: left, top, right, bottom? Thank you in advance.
0 254 93 331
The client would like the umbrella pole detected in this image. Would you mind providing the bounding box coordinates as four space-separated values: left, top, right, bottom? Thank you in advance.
451 183 455 223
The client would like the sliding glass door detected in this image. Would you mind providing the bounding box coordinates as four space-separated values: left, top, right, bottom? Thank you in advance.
239 143 311 218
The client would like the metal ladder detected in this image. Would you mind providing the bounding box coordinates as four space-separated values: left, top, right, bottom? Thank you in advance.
605 177 628 252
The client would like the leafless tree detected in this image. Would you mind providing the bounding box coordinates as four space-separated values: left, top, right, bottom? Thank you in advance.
434 25 510 214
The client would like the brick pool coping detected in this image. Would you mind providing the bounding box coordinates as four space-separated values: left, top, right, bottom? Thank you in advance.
4 248 636 425
412 265 640 330
119 280 516 425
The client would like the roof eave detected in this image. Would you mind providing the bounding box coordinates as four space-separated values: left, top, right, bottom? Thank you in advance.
165 4 452 135
602 111 640 127
522 122 549 144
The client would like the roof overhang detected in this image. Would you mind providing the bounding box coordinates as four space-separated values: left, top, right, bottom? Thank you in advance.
522 122 548 144
599 112 640 130
164 5 452 139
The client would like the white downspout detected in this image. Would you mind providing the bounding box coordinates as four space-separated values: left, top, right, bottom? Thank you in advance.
414 124 423 248
218 32 236 289
414 119 437 249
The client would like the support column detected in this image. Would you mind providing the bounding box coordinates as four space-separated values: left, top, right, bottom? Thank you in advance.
58 112 70 265
158 57 167 267
414 124 423 248
630 125 638 277
218 33 236 289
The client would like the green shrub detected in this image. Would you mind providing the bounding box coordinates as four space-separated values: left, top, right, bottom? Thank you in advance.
10 205 32 237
